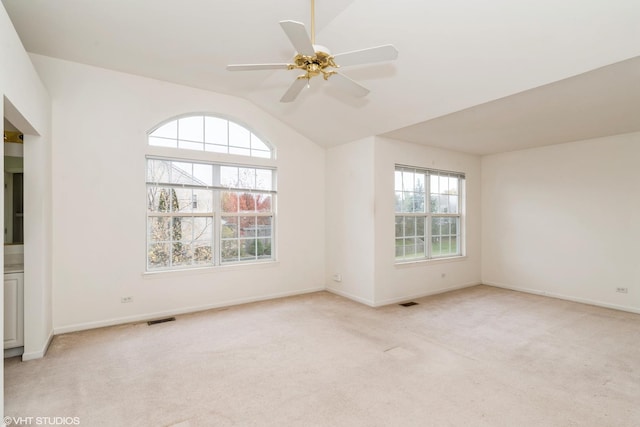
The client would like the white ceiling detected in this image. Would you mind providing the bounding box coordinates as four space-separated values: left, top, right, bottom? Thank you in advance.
3 0 640 154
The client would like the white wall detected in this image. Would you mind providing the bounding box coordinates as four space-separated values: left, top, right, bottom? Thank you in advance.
1 4 53 420
373 137 482 305
482 132 640 312
325 138 376 305
30 55 326 333
1 5 53 360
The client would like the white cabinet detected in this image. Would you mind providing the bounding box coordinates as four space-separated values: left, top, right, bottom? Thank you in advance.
4 272 24 350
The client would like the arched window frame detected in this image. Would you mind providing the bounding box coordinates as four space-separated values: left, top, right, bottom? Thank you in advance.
145 113 277 272
148 113 276 159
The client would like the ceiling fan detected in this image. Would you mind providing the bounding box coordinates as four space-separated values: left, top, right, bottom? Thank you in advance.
226 0 398 102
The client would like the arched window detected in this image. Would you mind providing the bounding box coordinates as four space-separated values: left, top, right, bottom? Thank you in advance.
149 114 274 159
146 114 276 272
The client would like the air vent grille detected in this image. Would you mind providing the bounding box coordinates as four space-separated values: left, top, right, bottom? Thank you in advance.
399 302 418 307
147 317 176 325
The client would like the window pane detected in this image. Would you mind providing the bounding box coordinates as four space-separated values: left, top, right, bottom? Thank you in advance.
430 195 438 214
150 121 177 139
173 188 193 213
451 218 458 235
171 162 193 184
193 242 213 265
256 217 272 237
395 238 404 257
148 243 170 268
255 194 272 212
395 216 404 238
448 178 459 195
147 159 171 183
178 116 204 142
172 217 193 241
221 216 238 238
241 239 257 260
449 195 459 214
416 237 425 255
394 170 403 192
416 217 425 236
193 217 212 241
405 216 416 236
205 143 228 154
440 218 450 236
251 134 269 151
172 241 192 267
402 171 414 192
222 192 238 213
230 147 251 157
178 140 203 151
239 216 256 237
404 238 417 257
193 163 213 185
148 136 176 148
204 116 228 145
148 217 170 241
221 166 239 187
430 175 439 194
395 192 403 212
431 217 440 236
239 193 256 212
256 169 273 190
450 236 458 255
257 238 272 258
193 189 213 213
252 150 271 159
148 188 178 213
431 237 441 257
438 195 449 213
148 187 167 212
239 168 256 188
229 122 251 148
413 192 425 212
221 240 238 262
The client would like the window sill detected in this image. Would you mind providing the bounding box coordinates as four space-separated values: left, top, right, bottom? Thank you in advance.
395 255 467 268
143 260 279 279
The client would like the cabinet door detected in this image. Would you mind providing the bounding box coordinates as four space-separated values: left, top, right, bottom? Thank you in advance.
4 274 24 349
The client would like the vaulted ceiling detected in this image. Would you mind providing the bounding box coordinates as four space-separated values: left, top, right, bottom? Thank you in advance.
3 0 640 154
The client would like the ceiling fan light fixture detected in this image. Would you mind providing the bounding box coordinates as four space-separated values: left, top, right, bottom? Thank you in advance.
226 0 398 102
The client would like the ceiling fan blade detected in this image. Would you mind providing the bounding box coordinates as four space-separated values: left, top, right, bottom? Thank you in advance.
280 20 315 56
227 63 290 71
280 78 308 103
333 44 399 67
329 73 370 98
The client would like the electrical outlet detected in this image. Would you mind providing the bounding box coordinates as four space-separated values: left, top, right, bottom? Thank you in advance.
121 296 133 303
616 287 628 294
332 274 342 282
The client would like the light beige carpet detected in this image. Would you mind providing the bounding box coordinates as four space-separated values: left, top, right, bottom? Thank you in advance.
5 285 640 426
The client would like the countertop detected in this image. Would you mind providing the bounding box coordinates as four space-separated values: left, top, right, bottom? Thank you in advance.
4 264 24 274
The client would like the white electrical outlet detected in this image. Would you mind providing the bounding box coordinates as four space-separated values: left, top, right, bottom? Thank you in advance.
616 287 628 294
121 296 133 303
332 274 342 282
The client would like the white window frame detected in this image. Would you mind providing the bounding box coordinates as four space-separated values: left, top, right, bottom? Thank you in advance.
146 114 276 272
395 165 465 263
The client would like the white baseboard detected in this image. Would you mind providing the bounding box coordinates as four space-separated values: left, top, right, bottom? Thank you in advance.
54 286 325 335
373 281 482 307
22 328 54 361
484 281 640 315
326 287 376 307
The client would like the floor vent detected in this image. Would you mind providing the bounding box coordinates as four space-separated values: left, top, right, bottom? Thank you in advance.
399 302 418 307
147 317 176 326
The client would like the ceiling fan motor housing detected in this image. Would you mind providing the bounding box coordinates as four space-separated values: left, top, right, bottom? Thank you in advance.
291 45 337 80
